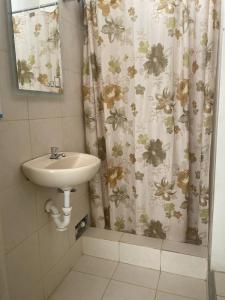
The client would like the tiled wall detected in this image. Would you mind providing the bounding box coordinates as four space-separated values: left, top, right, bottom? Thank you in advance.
210 2 225 273
0 1 89 299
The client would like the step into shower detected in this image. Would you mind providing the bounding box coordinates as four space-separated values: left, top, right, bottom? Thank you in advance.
82 227 208 280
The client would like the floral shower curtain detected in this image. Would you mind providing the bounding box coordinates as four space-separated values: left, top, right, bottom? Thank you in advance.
83 0 220 245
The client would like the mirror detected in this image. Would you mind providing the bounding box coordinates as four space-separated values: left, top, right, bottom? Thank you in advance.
9 0 63 93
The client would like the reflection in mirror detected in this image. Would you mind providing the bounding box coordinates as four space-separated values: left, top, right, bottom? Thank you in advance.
10 0 63 93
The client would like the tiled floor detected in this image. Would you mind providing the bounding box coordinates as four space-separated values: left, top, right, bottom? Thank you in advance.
215 271 225 300
49 255 208 300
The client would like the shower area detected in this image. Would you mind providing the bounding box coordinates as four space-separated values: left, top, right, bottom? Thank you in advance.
83 0 220 247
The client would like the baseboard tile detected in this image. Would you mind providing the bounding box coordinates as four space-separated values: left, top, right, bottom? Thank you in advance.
81 228 208 279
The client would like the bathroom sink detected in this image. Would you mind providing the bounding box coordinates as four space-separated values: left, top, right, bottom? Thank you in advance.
22 152 101 190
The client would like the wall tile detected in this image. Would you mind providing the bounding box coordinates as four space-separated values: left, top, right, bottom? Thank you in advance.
0 120 32 191
121 233 162 249
61 71 83 118
0 182 37 253
83 227 123 242
60 19 83 73
119 242 161 270
70 183 90 221
0 1 86 299
43 238 83 299
35 186 60 229
162 240 207 258
161 251 208 280
39 222 70 275
29 118 63 157
0 0 9 52
68 237 82 268
6 233 43 300
0 51 28 120
43 252 71 299
59 0 83 29
82 236 120 261
61 116 85 152
28 93 61 120
0 222 8 300
215 272 225 297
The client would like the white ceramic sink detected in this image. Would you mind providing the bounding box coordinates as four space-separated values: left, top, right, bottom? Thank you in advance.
22 152 101 190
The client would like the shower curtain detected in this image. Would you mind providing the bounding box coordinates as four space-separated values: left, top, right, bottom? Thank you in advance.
83 0 220 245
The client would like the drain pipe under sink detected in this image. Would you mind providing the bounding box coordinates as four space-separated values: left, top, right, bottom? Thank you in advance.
45 190 72 231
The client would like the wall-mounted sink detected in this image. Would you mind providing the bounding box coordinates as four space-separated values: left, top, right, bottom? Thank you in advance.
22 152 101 190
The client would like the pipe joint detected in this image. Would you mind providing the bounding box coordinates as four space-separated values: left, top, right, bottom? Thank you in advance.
44 190 73 231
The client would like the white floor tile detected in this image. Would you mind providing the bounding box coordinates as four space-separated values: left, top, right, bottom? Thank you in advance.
158 272 207 300
113 263 160 289
120 242 160 270
84 227 123 241
161 251 207 279
102 280 155 300
156 291 196 300
215 272 225 297
73 255 118 278
82 236 119 261
49 271 109 300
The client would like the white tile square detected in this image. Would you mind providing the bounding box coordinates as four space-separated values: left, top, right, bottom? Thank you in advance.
84 227 123 242
156 291 196 300
73 255 118 278
158 272 207 300
43 252 71 299
120 242 160 270
6 234 43 300
162 240 208 258
215 272 225 297
102 280 155 300
82 236 119 261
113 263 160 289
43 239 82 299
120 233 162 249
161 251 208 279
39 222 70 275
49 271 109 300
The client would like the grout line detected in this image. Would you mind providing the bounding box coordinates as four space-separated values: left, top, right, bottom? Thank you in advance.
154 270 161 300
100 278 112 300
111 261 119 279
71 269 114 281
155 289 202 300
110 278 157 293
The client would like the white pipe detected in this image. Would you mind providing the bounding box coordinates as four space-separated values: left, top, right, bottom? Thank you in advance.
45 190 72 231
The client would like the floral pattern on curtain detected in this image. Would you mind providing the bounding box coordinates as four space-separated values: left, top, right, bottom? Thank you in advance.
83 0 220 245
13 5 63 93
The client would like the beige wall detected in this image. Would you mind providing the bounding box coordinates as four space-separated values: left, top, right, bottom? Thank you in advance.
0 1 89 299
210 2 225 273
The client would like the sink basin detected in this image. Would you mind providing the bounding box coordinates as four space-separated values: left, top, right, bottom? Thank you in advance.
22 152 101 190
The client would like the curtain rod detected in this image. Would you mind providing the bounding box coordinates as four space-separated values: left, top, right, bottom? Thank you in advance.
63 0 83 3
11 2 58 15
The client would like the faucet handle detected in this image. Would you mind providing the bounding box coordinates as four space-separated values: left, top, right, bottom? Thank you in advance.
51 146 59 155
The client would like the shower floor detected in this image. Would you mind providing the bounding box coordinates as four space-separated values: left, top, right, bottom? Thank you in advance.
49 254 208 300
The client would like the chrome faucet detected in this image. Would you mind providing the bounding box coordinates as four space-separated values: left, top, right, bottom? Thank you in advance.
50 147 66 159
